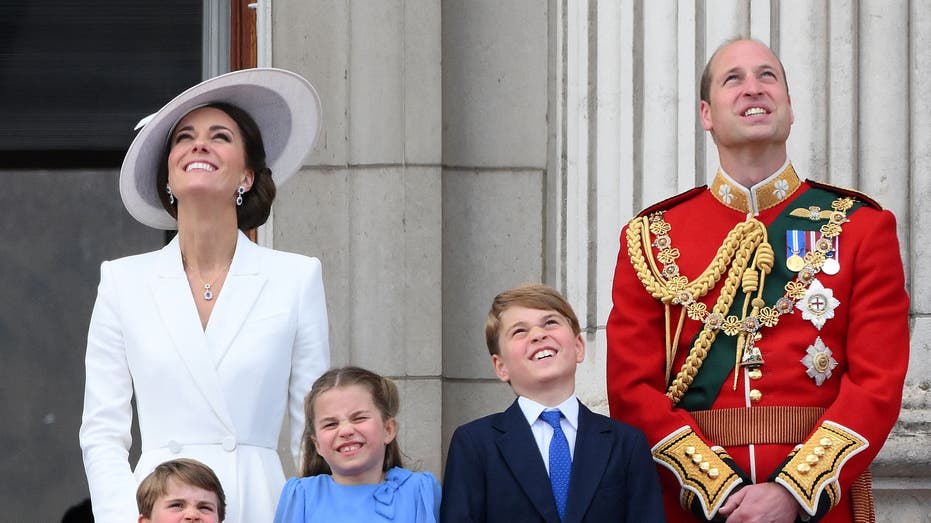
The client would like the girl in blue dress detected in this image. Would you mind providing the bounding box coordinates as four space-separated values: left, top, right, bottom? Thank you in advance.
274 366 440 522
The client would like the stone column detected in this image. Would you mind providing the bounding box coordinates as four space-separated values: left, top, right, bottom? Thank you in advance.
440 0 555 445
270 0 444 476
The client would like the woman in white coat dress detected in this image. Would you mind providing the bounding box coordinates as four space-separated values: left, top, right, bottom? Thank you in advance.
79 69 329 523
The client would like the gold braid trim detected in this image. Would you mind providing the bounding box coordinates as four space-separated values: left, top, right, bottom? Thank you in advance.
626 216 761 303
666 227 763 403
627 196 855 405
653 427 744 520
627 215 768 404
731 241 775 388
774 421 869 516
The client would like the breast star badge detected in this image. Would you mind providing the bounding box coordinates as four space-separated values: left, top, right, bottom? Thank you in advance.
801 337 838 386
794 278 840 330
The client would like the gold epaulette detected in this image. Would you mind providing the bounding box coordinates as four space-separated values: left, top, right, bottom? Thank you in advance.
636 187 707 217
774 421 869 517
653 427 744 520
806 179 883 210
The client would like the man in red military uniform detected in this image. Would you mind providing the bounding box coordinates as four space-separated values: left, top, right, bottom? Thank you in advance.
607 38 909 522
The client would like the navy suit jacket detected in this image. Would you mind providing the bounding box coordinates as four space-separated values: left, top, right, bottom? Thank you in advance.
441 399 665 522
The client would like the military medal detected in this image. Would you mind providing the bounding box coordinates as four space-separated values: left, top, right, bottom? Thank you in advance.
795 278 840 330
801 337 838 386
821 235 840 275
786 230 806 272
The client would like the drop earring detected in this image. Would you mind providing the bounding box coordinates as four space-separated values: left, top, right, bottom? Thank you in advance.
236 185 245 206
166 184 175 205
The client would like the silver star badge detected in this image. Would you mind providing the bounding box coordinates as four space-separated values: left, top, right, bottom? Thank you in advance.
795 278 840 330
801 337 838 386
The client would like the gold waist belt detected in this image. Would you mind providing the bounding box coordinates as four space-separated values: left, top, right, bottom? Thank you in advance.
691 406 826 447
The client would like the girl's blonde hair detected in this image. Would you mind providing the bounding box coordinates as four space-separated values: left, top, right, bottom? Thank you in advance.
300 366 404 477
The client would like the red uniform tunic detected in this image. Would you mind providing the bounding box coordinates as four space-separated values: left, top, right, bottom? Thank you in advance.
607 165 909 522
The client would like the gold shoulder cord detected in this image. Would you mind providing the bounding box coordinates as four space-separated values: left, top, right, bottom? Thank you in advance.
627 215 769 402
626 197 854 405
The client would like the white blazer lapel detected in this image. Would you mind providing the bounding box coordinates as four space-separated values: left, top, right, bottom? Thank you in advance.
205 231 268 366
149 237 235 432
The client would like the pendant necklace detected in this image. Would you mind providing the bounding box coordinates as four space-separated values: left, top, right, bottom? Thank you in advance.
183 255 234 301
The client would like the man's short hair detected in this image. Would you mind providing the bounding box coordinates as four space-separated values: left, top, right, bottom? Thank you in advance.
699 37 789 103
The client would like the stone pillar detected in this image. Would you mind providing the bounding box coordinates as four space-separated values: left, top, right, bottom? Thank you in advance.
269 0 444 476
440 0 554 445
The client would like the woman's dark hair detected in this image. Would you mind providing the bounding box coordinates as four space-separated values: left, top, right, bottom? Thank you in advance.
155 102 276 230
300 366 404 478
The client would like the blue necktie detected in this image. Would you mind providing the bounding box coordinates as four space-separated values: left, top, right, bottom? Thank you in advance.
540 410 570 521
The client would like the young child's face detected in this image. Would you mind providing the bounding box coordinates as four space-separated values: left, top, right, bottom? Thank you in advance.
139 478 221 523
311 384 398 485
492 306 585 402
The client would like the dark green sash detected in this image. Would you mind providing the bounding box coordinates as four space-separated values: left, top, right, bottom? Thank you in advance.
678 187 862 411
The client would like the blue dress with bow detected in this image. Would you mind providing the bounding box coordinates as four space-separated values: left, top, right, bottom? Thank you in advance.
274 467 440 522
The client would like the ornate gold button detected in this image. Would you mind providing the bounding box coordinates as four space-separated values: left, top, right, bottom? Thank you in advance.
748 368 762 380
749 389 762 402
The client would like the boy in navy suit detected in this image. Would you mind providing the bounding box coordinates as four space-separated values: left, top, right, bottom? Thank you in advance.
441 284 665 522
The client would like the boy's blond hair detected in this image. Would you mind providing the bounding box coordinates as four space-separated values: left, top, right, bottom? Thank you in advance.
136 458 226 521
484 284 582 356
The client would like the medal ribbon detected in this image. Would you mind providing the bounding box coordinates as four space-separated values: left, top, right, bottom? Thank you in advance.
787 230 805 258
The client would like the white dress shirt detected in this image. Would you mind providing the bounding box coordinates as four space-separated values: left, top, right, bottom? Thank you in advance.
517 395 579 474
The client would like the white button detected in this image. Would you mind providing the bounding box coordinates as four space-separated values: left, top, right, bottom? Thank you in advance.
167 440 182 454
222 436 237 451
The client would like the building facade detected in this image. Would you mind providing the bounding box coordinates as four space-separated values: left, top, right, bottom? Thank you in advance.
2 1 927 520
269 2 929 520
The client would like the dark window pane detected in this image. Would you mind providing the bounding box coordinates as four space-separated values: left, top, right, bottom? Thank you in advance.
0 1 203 159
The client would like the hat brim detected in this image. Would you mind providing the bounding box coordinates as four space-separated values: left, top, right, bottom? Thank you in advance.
120 68 321 230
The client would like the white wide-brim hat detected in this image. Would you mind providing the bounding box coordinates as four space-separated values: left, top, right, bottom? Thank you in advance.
120 68 321 230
